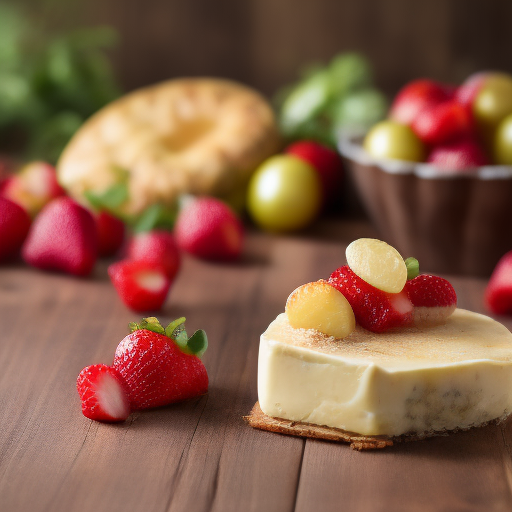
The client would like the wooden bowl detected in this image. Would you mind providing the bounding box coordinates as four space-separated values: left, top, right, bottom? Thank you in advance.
339 136 512 277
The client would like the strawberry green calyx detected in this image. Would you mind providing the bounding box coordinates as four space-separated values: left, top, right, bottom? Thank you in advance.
405 257 420 280
128 316 208 357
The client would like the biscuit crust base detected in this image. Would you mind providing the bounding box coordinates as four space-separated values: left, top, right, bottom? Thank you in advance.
244 402 499 450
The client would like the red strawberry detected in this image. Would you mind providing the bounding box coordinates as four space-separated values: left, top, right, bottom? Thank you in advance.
485 251 512 315
427 139 489 170
174 196 244 261
96 210 125 257
76 364 131 422
108 259 171 312
0 197 31 263
389 79 453 126
285 140 343 208
112 317 208 410
412 101 473 146
1 161 65 217
404 274 457 325
22 197 98 276
127 230 181 279
328 265 413 333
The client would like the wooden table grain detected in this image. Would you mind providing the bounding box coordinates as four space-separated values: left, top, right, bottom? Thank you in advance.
1 221 512 512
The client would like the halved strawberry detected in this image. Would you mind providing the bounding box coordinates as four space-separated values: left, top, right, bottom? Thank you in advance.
328 265 413 333
76 364 130 422
108 260 172 312
404 274 457 325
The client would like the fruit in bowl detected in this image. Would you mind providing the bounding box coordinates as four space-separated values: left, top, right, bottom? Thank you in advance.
339 71 512 276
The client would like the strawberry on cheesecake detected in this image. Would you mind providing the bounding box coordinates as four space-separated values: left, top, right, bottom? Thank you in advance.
252 238 512 444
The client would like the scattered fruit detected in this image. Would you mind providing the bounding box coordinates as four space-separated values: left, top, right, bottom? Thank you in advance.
76 364 131 422
427 139 489 169
485 251 512 315
404 274 457 325
0 196 31 263
247 154 322 232
77 317 208 422
108 259 171 312
285 140 343 208
113 317 208 410
412 101 473 146
329 265 413 333
285 280 355 338
22 197 97 276
174 196 244 261
363 120 426 162
96 210 125 258
455 72 490 109
345 238 407 293
127 230 181 280
1 161 65 217
389 79 452 126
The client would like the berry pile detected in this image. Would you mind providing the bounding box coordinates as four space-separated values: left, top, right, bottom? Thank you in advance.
0 161 245 312
77 317 208 422
285 238 457 337
363 72 512 170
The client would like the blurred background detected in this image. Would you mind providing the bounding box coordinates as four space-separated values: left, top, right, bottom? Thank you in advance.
3 0 512 156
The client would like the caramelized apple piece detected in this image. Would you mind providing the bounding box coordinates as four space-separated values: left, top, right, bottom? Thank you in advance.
285 280 355 339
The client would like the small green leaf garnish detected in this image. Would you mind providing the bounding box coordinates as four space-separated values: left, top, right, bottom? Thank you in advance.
405 257 420 280
84 167 129 212
129 316 208 357
186 329 208 357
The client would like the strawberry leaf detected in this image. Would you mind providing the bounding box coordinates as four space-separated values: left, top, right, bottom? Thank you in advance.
134 203 177 233
186 329 208 357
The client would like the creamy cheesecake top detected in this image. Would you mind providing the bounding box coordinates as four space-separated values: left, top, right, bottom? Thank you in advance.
264 309 512 370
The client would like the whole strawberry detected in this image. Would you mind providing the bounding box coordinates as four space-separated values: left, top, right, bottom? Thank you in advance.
0 197 31 263
113 317 208 410
485 251 512 315
77 317 209 422
96 210 126 258
22 197 98 276
174 196 244 261
127 230 181 279
329 265 413 333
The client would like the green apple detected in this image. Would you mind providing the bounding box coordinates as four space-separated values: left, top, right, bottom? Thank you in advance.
247 155 322 232
473 73 512 147
494 113 512 164
363 120 426 162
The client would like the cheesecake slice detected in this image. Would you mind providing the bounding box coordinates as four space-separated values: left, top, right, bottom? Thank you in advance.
258 309 512 437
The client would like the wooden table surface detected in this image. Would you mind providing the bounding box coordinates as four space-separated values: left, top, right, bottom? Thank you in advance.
2 220 512 512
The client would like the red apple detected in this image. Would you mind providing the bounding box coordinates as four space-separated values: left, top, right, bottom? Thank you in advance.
389 79 453 126
285 140 343 208
412 101 473 146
